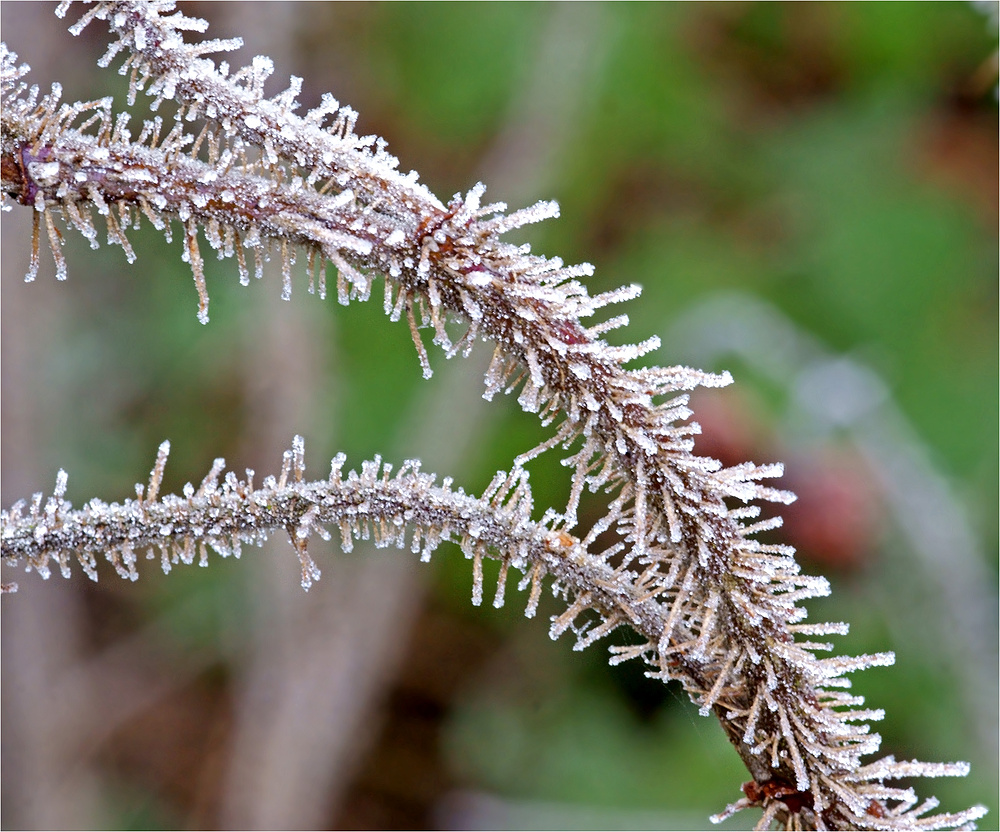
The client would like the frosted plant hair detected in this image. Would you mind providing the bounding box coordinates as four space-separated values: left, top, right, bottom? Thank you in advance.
0 3 988 829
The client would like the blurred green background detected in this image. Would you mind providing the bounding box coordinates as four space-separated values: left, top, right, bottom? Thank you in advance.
2 3 996 830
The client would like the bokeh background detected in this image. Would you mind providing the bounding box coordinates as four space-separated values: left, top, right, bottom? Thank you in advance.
2 3 996 829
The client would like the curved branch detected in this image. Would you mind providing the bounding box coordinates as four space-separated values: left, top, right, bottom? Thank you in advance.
0 3 987 829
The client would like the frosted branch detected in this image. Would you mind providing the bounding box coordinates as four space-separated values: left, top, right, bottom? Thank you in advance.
0 3 987 829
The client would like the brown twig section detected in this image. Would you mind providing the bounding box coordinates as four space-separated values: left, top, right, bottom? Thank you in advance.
0 3 988 829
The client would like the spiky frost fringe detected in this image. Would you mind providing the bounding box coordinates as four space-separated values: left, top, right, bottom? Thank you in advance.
0 4 987 829
1 437 542 593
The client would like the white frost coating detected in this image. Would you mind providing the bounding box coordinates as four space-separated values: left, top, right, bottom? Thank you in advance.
467 270 491 287
29 161 61 184
462 295 482 320
122 167 156 182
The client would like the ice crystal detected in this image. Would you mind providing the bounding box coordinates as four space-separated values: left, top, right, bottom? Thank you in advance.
0 4 988 830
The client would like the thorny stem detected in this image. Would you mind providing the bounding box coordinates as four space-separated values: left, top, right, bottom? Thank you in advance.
0 3 988 830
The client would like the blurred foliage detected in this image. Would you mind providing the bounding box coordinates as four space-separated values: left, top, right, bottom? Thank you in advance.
2 2 996 829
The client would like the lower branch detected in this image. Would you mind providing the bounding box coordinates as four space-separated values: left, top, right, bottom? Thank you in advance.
0 438 986 831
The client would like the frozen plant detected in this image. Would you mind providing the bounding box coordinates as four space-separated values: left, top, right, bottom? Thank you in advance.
0 3 988 830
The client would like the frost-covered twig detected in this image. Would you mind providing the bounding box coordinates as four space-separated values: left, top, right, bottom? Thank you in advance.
1 437 562 601
0 3 987 829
